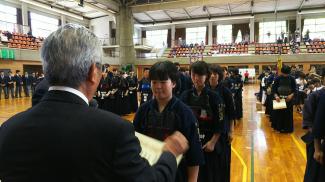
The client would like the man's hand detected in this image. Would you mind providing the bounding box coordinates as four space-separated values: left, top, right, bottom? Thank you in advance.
314 150 324 165
285 94 293 102
163 131 189 158
203 140 216 152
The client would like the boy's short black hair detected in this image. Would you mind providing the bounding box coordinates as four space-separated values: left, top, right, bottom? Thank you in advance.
149 61 178 83
190 61 210 76
281 65 291 74
144 68 150 72
173 62 180 67
209 64 224 82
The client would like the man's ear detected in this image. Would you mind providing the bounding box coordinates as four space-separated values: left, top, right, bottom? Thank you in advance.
88 63 99 84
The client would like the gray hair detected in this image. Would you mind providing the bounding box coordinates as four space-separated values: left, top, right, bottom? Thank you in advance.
41 23 102 88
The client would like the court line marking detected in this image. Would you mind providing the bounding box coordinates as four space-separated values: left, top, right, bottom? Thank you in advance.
250 134 254 182
290 134 307 160
231 146 248 182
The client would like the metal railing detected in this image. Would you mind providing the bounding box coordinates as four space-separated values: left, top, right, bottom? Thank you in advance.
0 20 31 34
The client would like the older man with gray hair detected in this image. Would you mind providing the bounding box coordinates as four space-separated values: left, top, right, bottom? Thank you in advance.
0 24 188 182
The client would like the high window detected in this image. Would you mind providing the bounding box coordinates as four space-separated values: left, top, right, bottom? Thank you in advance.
186 27 206 45
0 4 17 32
259 21 287 43
217 25 232 44
303 18 325 40
30 12 59 37
146 29 168 48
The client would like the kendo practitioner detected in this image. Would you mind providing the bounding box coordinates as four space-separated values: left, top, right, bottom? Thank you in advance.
133 61 204 182
302 72 325 182
7 71 15 99
263 71 274 116
30 72 37 95
22 71 30 97
208 64 235 182
271 65 296 133
138 68 152 105
14 70 23 98
106 68 120 114
96 71 110 110
221 67 232 89
127 69 138 112
174 62 192 98
312 91 325 182
118 72 131 115
230 68 243 120
180 61 226 182
0 71 8 99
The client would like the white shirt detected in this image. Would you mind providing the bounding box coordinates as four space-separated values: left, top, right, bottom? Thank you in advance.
49 86 89 105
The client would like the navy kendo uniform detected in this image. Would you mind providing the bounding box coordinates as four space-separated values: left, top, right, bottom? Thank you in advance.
302 88 325 182
97 75 110 110
229 74 243 120
127 75 138 112
133 96 205 182
312 93 325 182
117 76 131 115
106 74 120 114
209 83 235 182
180 86 226 182
174 72 192 98
138 77 152 105
264 73 276 116
271 75 296 133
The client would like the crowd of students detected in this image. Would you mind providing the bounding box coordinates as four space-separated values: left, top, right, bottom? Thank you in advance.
258 64 325 181
94 61 244 182
0 70 44 99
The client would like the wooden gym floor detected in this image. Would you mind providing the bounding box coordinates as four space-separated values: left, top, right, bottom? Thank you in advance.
0 84 307 182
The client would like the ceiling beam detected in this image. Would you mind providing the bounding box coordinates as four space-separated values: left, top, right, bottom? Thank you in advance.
274 0 278 14
83 10 98 16
205 6 211 18
163 10 173 21
84 2 116 16
183 8 192 19
131 0 255 13
298 0 305 11
144 12 155 22
227 3 232 15
92 0 119 12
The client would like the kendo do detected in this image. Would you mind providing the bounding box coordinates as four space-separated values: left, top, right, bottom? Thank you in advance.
134 61 204 182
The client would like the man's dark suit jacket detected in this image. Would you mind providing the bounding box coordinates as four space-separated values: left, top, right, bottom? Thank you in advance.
0 90 177 182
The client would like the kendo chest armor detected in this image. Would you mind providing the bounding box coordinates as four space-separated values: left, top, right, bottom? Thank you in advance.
188 92 214 143
277 77 292 97
143 109 180 141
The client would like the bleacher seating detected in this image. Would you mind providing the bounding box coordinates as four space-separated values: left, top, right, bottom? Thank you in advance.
305 40 325 53
0 31 43 50
167 43 205 58
255 43 294 55
207 43 248 55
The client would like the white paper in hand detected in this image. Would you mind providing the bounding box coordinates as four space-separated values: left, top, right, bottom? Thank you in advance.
135 132 182 166
273 99 287 110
